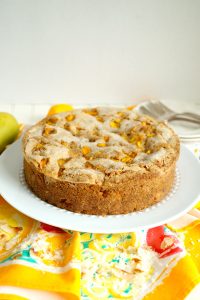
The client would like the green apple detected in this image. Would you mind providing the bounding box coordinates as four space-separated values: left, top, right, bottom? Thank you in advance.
0 112 19 153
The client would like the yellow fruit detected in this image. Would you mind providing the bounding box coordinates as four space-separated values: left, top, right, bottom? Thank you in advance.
0 112 19 153
82 146 91 155
147 133 154 138
47 104 73 116
57 158 71 167
96 116 104 122
65 114 75 122
110 120 120 128
43 127 56 136
83 108 98 116
97 143 106 147
114 118 121 123
127 105 136 110
39 158 49 169
103 136 110 142
194 201 200 209
121 156 132 163
46 117 58 125
57 159 66 167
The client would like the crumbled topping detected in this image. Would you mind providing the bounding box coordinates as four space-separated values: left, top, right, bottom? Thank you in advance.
23 106 179 184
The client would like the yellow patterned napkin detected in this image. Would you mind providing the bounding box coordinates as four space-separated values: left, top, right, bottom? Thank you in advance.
0 194 200 300
0 195 80 300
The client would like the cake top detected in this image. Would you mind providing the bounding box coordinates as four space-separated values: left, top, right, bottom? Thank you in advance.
23 106 179 185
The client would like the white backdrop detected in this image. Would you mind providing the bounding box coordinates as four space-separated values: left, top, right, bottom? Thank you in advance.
0 0 200 105
0 2 200 298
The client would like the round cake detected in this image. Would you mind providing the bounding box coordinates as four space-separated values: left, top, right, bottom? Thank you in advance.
23 106 180 215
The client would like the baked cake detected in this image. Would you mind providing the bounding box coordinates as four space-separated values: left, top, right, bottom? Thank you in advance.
23 106 180 215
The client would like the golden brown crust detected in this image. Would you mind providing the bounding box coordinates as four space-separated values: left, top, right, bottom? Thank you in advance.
24 157 176 215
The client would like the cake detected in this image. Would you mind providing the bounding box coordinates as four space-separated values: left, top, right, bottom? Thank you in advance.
23 106 180 215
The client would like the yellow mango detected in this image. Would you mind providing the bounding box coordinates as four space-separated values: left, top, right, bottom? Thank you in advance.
47 104 73 115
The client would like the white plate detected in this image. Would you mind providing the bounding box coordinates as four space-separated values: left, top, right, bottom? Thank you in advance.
169 119 200 139
181 137 200 143
0 139 200 233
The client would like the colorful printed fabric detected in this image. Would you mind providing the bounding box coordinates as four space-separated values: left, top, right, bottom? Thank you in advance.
0 142 200 299
0 196 80 299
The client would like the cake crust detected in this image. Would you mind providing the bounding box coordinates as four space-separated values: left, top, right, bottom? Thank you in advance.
24 158 176 215
23 106 180 215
